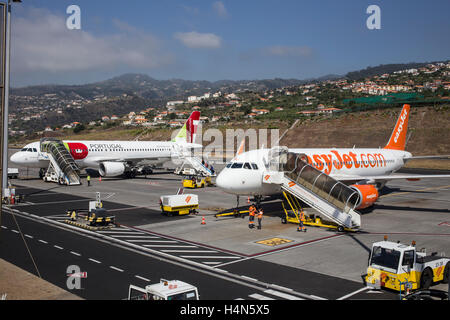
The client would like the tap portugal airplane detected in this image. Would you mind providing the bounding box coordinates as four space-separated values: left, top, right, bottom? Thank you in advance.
11 111 201 178
216 104 450 210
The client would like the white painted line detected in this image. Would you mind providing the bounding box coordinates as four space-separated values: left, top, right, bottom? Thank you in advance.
54 245 64 250
180 255 241 259
135 275 150 282
25 234 33 239
97 231 142 235
234 298 244 300
161 250 217 253
309 294 327 300
1 225 7 229
264 289 304 300
143 245 198 248
38 239 48 244
70 251 81 256
337 287 370 300
241 275 258 282
202 262 222 265
110 266 124 272
88 258 101 264
111 235 159 239
249 293 275 300
270 284 294 292
127 239 178 243
11 229 19 233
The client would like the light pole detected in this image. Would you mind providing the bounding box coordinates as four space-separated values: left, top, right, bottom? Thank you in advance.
0 0 21 234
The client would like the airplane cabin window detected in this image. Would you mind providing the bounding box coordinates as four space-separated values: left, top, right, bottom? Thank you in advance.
231 162 243 169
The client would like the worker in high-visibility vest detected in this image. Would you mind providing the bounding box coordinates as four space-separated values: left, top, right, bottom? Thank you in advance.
248 204 256 229
297 210 306 232
257 207 264 230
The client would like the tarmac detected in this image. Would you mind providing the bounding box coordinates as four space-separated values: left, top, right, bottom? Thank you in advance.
2 149 450 299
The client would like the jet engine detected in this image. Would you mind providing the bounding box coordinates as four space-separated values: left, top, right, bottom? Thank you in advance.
99 162 126 177
350 184 379 209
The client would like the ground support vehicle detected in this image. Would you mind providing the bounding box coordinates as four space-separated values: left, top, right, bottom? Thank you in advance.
364 237 450 293
128 279 199 300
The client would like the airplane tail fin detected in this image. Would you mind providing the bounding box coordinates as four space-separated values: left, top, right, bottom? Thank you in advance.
172 111 201 144
384 104 410 151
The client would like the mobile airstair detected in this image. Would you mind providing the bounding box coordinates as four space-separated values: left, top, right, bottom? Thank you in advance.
262 147 361 231
172 144 215 177
39 138 82 185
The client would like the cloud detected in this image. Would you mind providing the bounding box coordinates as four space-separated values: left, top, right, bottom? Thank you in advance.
11 7 173 76
212 1 228 18
263 46 314 57
174 31 222 49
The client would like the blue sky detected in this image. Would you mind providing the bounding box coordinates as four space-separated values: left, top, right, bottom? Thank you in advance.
9 0 450 87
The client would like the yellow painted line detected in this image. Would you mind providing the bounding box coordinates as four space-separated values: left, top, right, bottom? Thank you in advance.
380 184 450 199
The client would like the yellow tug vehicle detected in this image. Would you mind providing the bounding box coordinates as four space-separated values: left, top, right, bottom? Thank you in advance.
364 236 450 292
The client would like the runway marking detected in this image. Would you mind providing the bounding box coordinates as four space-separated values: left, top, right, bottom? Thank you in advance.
112 235 160 239
135 275 150 282
54 245 64 250
380 184 450 199
25 234 33 239
249 293 274 300
70 251 81 256
202 262 222 265
180 255 241 259
241 275 258 282
143 245 198 248
264 289 304 300
89 258 101 264
110 266 124 272
1 225 7 229
337 286 370 300
127 239 178 243
38 239 48 244
11 229 19 233
160 250 217 253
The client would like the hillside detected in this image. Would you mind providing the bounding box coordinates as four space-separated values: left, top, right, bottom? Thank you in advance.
281 106 450 156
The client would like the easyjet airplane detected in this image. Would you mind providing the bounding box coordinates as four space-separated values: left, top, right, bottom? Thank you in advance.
10 111 201 178
216 104 450 210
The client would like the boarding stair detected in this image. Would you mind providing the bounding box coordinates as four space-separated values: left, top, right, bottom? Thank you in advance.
39 138 82 185
172 144 215 177
262 147 361 230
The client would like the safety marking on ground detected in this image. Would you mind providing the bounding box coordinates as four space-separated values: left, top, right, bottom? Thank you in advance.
255 237 294 247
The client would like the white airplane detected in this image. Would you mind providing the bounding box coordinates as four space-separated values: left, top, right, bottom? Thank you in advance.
10 111 201 178
216 104 450 210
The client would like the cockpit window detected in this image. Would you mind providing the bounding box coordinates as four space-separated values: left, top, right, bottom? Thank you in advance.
21 148 27 151
243 162 252 170
251 163 258 170
226 163 232 168
231 162 243 169
32 148 37 152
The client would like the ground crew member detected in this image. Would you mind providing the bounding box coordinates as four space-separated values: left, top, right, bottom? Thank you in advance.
70 210 77 221
87 174 91 186
257 207 264 230
248 204 256 229
297 210 306 232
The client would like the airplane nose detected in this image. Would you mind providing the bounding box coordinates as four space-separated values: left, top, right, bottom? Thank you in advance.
10 152 22 164
215 170 228 191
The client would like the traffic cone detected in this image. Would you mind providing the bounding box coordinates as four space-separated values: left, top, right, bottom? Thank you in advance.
201 216 206 225
99 176 102 183
247 197 250 204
